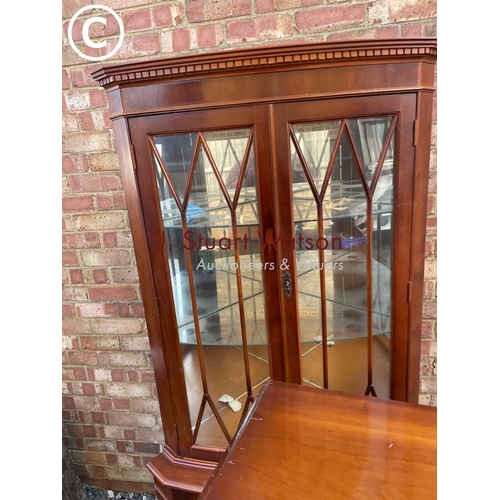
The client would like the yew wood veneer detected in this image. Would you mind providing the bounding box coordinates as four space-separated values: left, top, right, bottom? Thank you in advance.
92 39 437 499
199 381 437 500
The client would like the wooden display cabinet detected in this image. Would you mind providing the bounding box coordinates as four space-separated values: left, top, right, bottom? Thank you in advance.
92 39 437 499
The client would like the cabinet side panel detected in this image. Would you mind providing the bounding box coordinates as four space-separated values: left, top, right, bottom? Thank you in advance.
407 91 434 403
112 117 179 452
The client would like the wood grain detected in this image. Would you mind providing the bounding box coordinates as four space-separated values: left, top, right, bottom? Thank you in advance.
200 381 436 500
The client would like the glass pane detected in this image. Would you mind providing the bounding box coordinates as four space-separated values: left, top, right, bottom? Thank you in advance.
348 117 392 188
370 132 394 399
203 128 251 202
292 121 341 195
153 133 197 203
290 130 323 385
155 128 269 447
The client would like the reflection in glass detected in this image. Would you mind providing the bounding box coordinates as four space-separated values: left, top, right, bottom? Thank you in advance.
152 128 270 447
290 117 394 397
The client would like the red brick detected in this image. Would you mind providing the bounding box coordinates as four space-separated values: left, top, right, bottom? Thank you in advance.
133 442 160 455
423 280 435 300
71 451 107 465
295 5 365 32
116 440 134 454
121 337 151 351
421 320 435 340
63 251 79 266
77 303 116 318
62 69 70 89
89 153 119 171
124 8 152 31
63 215 72 232
112 369 126 382
128 370 138 381
66 423 84 437
420 340 437 357
113 398 131 411
427 194 436 215
97 193 126 211
63 155 89 174
426 219 436 239
63 319 92 334
63 113 79 132
89 89 108 109
80 336 121 351
227 15 294 44
74 213 125 231
70 66 98 88
81 250 131 267
99 398 113 411
85 109 111 130
63 304 74 318
99 352 147 367
112 34 160 59
70 269 84 284
64 91 91 110
93 269 109 284
422 300 437 320
108 412 156 426
424 240 434 258
117 303 145 318
103 231 133 248
62 367 88 381
254 0 273 12
62 396 76 410
420 377 437 394
87 439 116 452
424 259 437 280
194 24 224 49
62 131 111 154
327 26 398 42
83 382 105 396
91 412 108 425
70 173 123 193
68 351 99 365
389 0 436 23
88 286 138 301
63 233 101 249
63 286 88 301
172 28 191 52
83 426 97 438
92 318 143 335
63 195 95 213
152 5 173 27
110 268 139 284
186 0 251 22
140 370 155 383
131 398 160 414
123 429 136 440
63 268 70 285
105 454 118 466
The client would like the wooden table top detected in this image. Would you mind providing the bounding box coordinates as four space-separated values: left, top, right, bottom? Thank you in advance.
199 381 437 500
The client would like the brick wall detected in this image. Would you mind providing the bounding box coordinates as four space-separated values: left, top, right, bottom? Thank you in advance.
62 0 437 489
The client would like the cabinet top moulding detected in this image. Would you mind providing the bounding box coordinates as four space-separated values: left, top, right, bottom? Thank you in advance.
91 39 436 118
92 39 437 88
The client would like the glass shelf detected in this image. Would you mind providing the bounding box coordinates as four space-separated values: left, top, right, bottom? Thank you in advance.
175 251 390 346
160 182 393 229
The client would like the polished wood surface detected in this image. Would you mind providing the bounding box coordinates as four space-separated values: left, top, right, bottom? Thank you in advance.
200 381 436 500
93 40 437 497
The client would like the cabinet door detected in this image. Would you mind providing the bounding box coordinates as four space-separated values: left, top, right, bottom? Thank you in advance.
271 94 417 400
129 106 284 456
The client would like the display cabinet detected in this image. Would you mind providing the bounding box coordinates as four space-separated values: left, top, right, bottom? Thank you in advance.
92 38 436 499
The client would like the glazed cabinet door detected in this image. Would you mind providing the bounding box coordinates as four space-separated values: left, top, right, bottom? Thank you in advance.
270 93 417 401
129 106 283 458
